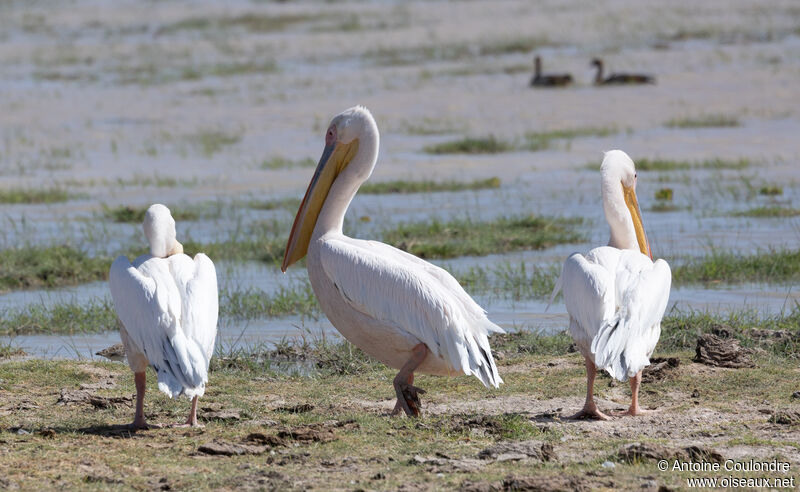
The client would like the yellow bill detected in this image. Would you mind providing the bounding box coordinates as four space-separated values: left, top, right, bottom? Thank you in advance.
622 183 651 259
282 138 359 272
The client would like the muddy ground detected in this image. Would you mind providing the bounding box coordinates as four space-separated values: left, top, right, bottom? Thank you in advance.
1 343 798 490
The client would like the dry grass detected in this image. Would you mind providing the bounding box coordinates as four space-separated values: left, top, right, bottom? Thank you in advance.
0 324 797 490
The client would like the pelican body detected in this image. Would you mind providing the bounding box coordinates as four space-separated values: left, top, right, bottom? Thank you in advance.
552 150 671 419
282 106 503 416
109 204 218 428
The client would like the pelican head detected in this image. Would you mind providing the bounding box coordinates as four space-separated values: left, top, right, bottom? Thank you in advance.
143 204 184 258
282 106 379 272
600 150 651 258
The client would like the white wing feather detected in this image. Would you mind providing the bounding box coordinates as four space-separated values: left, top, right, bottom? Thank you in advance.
168 253 219 363
591 251 671 379
109 255 209 398
561 252 616 353
561 247 671 381
318 238 503 388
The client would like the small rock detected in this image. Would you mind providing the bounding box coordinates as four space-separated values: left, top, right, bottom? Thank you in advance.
690 389 700 398
203 409 241 421
245 433 286 447
57 389 93 405
198 441 268 456
277 425 336 443
602 461 616 469
791 391 800 400
618 443 723 463
503 475 598 492
16 428 30 435
769 411 800 425
642 357 680 383
478 440 556 462
89 395 133 409
38 428 56 438
694 333 754 368
274 403 314 414
495 452 528 462
84 474 123 485
95 343 126 362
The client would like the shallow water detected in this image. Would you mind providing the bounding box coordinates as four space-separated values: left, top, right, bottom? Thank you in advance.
1 0 799 359
3 281 796 360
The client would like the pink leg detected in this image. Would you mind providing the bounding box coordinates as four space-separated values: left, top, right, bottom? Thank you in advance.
390 344 428 417
129 371 149 429
171 395 204 428
613 371 650 416
568 357 611 420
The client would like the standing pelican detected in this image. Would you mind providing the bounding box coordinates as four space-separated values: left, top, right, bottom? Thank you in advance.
109 204 218 428
282 106 503 417
551 150 671 419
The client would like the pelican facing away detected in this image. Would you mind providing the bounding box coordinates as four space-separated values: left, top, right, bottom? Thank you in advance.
551 150 671 420
109 204 218 428
282 106 503 416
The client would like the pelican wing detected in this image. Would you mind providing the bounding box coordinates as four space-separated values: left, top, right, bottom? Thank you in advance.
561 250 617 350
168 253 219 364
364 240 502 331
318 238 503 388
109 256 208 398
591 250 672 380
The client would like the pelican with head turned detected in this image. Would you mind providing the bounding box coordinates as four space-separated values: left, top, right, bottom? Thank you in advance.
550 150 671 419
282 106 504 416
109 204 218 429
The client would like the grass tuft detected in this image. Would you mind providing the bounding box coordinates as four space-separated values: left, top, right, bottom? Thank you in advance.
360 177 500 195
244 197 301 212
0 188 79 204
427 128 616 155
424 136 512 155
654 188 673 201
0 246 109 292
665 115 740 128
758 185 782 196
632 158 751 171
0 341 25 358
0 298 118 336
731 206 800 218
456 262 561 300
660 307 800 357
672 248 800 284
188 129 241 156
183 237 286 265
382 215 584 259
102 202 222 223
491 328 574 356
221 284 318 320
259 157 316 170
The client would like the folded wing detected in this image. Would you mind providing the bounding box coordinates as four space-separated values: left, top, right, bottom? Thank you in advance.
109 256 208 398
168 253 219 363
590 250 672 380
561 250 616 352
319 238 503 388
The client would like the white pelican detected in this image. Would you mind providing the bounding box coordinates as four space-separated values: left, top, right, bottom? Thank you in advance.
551 150 671 419
109 204 218 428
281 106 503 416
